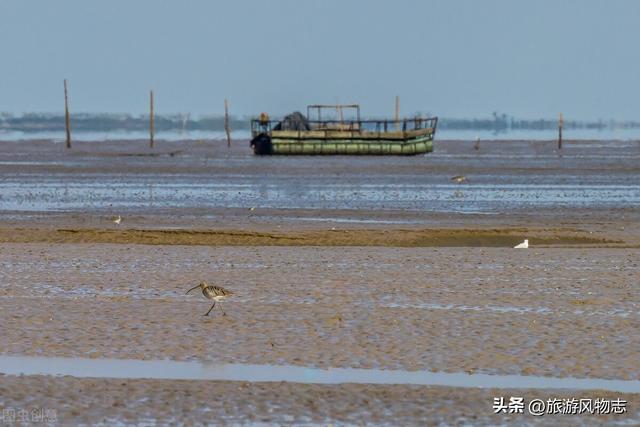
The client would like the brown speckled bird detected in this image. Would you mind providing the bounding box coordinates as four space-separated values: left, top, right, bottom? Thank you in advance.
186 282 233 316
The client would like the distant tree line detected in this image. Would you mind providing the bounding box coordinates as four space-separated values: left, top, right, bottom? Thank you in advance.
437 112 640 133
1 112 639 133
0 113 248 132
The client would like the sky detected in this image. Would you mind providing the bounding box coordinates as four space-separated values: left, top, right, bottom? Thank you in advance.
1 0 639 120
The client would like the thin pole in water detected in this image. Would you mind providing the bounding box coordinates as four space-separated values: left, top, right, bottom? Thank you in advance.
64 79 71 149
224 98 232 148
558 112 563 150
149 90 155 149
395 95 400 131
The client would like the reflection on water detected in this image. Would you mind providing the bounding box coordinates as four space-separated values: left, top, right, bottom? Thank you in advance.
0 137 638 216
0 355 638 392
0 181 638 213
0 130 251 142
0 128 638 141
440 128 640 141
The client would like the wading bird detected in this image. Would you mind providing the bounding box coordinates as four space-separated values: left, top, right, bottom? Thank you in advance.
113 215 122 226
451 175 467 183
186 282 233 316
514 239 529 249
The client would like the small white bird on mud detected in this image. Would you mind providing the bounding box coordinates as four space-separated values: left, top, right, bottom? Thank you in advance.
514 239 529 249
113 215 122 226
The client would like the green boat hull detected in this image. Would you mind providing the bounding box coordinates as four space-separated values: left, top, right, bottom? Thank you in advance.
250 114 438 156
253 135 433 156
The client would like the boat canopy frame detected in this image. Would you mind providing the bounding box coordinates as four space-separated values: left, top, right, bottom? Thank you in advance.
306 104 361 123
251 116 438 137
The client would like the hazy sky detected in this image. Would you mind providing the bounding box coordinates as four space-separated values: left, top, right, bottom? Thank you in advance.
1 0 639 119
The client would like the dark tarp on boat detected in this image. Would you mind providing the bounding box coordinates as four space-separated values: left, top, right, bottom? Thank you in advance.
273 112 311 131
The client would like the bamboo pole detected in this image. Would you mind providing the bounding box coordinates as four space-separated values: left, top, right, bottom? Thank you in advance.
224 98 231 148
558 112 563 150
149 90 155 149
394 95 400 131
64 79 71 149
181 113 188 137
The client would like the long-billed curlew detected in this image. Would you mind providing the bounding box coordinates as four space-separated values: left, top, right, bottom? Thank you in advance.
186 282 233 316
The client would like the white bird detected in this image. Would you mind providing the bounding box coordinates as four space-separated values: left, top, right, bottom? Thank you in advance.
113 215 122 226
514 239 528 249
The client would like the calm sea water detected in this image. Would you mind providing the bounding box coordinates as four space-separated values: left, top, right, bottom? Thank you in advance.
1 127 638 141
0 137 638 216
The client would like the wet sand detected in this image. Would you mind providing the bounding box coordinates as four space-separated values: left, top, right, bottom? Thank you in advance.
0 244 638 424
1 244 638 378
0 225 630 248
1 138 638 249
1 138 638 231
0 139 638 425
1 375 637 426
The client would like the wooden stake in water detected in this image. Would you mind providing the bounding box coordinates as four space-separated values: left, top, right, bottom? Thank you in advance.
149 90 155 149
558 112 563 150
64 79 71 149
224 98 231 148
394 95 400 131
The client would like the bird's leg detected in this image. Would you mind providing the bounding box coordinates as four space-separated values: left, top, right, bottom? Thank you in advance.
204 301 216 316
219 303 226 316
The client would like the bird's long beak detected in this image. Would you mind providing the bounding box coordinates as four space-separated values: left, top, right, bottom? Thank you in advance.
185 285 200 294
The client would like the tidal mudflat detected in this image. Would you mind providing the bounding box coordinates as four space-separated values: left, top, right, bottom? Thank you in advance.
0 138 638 425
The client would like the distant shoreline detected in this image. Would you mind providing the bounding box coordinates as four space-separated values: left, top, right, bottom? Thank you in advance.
1 112 639 133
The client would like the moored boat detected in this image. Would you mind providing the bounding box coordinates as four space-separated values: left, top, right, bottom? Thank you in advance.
250 104 437 155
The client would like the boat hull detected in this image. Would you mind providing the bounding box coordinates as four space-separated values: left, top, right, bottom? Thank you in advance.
250 115 437 156
268 136 432 155
251 130 435 156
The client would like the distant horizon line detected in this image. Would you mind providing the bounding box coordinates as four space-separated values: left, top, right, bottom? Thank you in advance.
1 111 639 123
